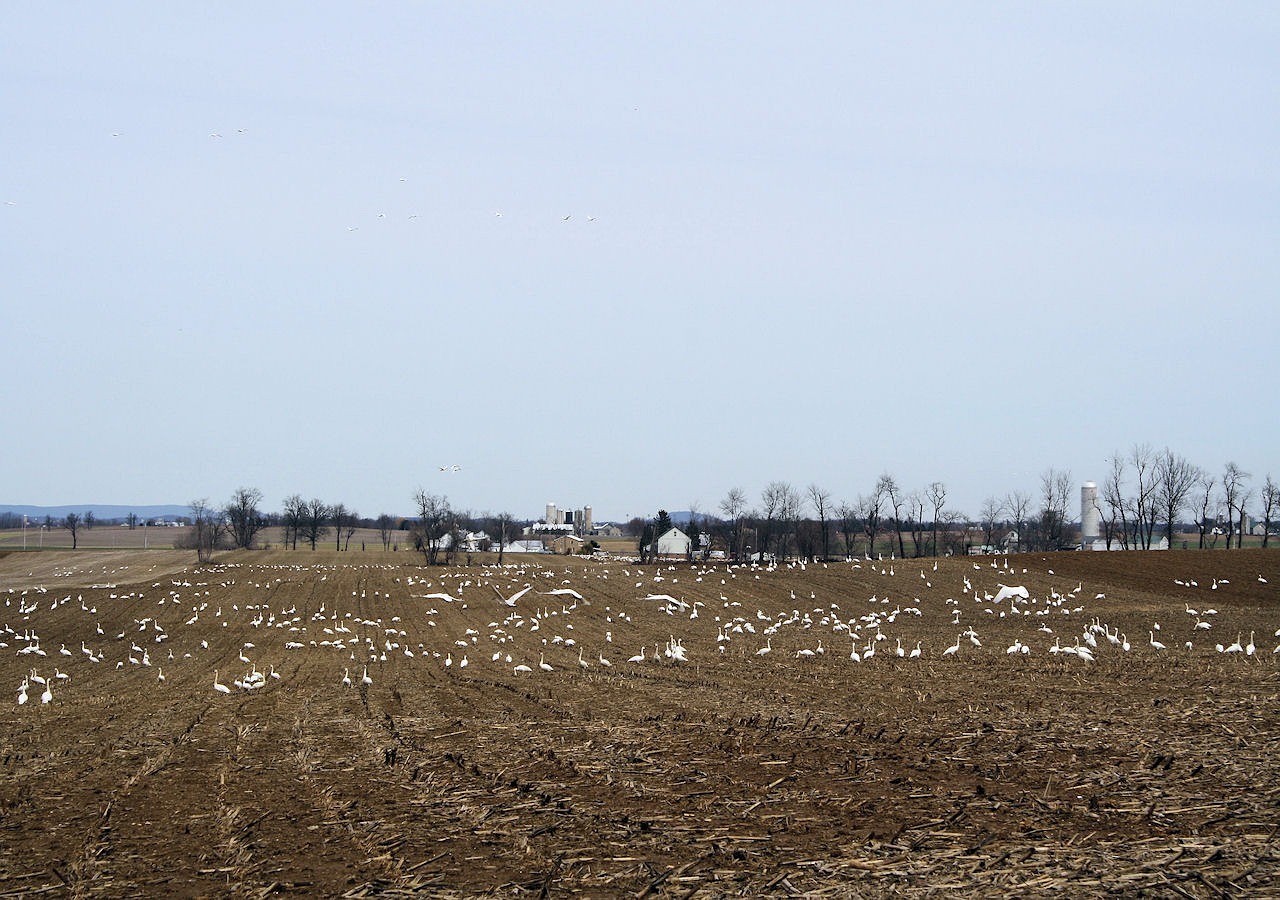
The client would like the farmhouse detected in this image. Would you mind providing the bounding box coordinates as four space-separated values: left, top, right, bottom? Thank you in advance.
645 527 691 559
500 540 547 554
550 534 586 555
1085 536 1170 551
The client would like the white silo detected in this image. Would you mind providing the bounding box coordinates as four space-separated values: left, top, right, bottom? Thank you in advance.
1080 482 1100 549
546 502 558 526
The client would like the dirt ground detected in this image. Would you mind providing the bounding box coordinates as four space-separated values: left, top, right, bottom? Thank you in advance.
1 548 1277 897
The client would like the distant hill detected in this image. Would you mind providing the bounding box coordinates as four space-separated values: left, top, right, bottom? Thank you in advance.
0 504 191 522
668 511 721 528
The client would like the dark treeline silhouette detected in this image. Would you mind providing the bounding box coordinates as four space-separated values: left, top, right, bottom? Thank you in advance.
140 448 1280 562
624 448 1275 562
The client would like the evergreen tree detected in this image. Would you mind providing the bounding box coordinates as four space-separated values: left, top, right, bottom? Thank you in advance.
655 509 674 537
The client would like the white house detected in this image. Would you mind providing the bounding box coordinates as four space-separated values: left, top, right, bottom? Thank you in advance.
433 530 491 553
1087 536 1169 551
647 527 691 558
501 540 548 554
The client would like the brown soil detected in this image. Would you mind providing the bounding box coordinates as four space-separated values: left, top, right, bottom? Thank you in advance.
1 548 1277 897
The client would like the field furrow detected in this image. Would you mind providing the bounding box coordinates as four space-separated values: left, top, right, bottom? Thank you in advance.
1 548 1277 896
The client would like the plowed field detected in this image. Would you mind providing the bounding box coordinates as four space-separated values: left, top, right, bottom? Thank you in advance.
2 548 1278 897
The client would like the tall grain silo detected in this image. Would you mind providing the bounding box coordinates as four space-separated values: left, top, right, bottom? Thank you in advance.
1081 482 1100 549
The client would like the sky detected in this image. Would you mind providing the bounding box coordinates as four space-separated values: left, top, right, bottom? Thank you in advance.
4 3 1277 524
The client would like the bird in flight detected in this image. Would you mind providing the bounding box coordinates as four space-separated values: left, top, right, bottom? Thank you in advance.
561 215 571 221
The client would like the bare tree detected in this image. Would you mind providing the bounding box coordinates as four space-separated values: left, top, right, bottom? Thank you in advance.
1038 468 1073 550
84 510 97 530
759 482 789 561
858 484 885 558
281 494 306 550
341 508 359 550
1194 471 1217 549
1155 449 1199 549
224 487 266 549
375 514 395 550
411 490 451 565
300 498 331 551
686 503 702 561
1004 489 1031 552
494 512 514 563
1101 452 1129 550
1222 463 1248 549
719 488 747 561
907 491 927 557
1235 483 1253 549
63 512 81 549
879 473 907 558
979 495 1003 550
935 509 967 556
331 503 345 550
926 481 947 557
443 510 468 564
188 498 225 563
805 484 832 561
1125 443 1162 549
835 501 859 560
778 482 803 562
1260 474 1277 549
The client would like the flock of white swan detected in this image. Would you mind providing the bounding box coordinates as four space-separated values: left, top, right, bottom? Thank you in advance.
3 555 1276 708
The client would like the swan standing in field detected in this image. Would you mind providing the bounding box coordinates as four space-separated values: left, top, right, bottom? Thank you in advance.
538 652 553 672
756 638 772 656
1149 631 1166 652
213 670 231 693
627 647 645 663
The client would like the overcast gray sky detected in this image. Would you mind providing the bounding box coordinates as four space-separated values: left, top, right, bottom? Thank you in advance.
4 3 1277 523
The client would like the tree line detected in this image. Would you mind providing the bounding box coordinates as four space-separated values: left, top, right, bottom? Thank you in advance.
17 447 1275 561
638 449 1276 562
176 488 522 566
